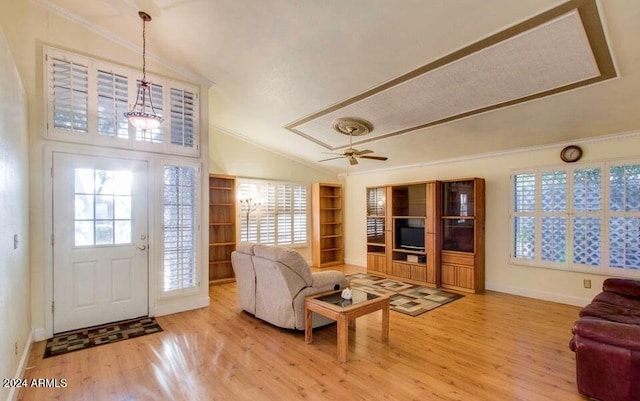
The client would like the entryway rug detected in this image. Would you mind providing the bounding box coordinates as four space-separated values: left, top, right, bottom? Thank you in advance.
43 316 163 358
346 273 464 317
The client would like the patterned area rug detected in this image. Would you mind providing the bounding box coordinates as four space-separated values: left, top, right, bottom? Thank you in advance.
347 273 464 317
44 316 163 358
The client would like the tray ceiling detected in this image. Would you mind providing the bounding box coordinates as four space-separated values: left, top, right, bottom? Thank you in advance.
285 0 616 151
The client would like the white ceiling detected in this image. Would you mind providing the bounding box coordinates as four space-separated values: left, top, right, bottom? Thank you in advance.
35 0 640 174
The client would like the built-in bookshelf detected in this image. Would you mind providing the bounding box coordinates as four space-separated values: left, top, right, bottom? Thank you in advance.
209 174 236 285
312 183 344 267
440 178 485 293
366 182 441 287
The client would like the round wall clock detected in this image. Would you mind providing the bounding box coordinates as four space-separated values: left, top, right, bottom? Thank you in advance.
560 145 582 163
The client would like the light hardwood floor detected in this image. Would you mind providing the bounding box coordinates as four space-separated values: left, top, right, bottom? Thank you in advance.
18 265 586 401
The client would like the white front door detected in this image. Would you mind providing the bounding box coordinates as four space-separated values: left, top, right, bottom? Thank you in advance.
53 152 149 333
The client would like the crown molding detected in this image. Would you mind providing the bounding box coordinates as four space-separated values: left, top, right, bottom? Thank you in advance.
337 130 640 178
32 0 214 88
209 124 339 178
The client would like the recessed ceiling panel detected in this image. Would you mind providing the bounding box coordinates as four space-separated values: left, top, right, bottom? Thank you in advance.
285 0 616 150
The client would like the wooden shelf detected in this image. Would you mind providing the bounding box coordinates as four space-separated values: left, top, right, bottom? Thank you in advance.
209 174 236 285
312 183 344 268
440 178 485 293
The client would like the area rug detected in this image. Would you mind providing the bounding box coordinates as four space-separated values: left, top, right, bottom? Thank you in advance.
346 273 464 317
43 316 163 358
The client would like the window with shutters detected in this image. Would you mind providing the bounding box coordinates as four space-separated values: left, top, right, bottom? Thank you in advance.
511 159 640 277
162 163 199 293
52 57 89 133
97 69 129 138
45 46 199 156
237 179 308 246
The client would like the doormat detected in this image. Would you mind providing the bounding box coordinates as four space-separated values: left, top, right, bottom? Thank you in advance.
44 316 163 358
346 273 464 317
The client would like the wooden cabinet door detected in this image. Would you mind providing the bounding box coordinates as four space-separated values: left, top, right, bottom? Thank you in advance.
392 262 411 279
367 254 387 274
410 265 427 282
441 264 457 286
457 266 474 289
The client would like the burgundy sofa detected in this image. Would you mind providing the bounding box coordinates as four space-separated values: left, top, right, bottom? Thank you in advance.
569 278 640 401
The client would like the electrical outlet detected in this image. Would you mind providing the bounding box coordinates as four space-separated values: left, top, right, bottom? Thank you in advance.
583 279 592 289
14 341 18 356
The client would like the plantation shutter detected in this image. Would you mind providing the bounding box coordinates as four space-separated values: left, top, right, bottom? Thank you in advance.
293 185 308 244
170 88 196 148
237 180 308 246
97 70 129 138
512 173 536 260
277 184 293 244
51 57 89 132
260 184 276 245
46 46 199 155
163 165 198 292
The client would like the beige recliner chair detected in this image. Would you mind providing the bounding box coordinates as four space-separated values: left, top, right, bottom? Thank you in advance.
231 242 349 330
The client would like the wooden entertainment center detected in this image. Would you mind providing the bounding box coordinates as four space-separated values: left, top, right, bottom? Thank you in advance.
366 178 485 293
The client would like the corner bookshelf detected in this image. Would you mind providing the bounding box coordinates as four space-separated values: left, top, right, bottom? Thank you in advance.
440 178 485 293
209 174 236 285
312 183 344 267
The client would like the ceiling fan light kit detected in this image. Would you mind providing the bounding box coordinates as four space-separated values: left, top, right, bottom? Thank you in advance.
318 118 388 165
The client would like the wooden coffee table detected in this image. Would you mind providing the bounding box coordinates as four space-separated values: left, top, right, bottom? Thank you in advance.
305 288 389 362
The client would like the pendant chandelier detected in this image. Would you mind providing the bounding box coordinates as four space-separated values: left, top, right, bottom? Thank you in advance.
124 11 164 131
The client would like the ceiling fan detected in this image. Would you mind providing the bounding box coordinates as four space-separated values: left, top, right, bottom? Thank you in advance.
318 118 388 166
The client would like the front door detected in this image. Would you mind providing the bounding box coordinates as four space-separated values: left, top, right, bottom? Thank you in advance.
52 152 149 333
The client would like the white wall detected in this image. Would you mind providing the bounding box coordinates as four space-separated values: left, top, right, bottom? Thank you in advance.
0 24 31 401
343 133 640 307
0 1 210 340
209 126 339 260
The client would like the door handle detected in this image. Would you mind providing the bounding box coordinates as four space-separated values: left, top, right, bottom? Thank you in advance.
136 245 147 251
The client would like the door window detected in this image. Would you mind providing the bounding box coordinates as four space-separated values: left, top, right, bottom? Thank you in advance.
74 168 133 246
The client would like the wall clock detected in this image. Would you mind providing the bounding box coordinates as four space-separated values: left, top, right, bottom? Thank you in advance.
560 145 582 163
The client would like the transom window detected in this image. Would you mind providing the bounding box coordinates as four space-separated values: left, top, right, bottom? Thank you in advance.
45 46 199 156
511 160 640 276
74 168 132 246
237 180 308 246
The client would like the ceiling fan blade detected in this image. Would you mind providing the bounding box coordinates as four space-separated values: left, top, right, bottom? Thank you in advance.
359 155 388 161
322 151 343 155
318 156 345 162
349 156 358 166
354 149 373 156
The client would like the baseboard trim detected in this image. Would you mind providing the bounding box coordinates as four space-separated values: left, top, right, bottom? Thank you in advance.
153 296 210 317
33 328 46 342
344 258 366 267
486 282 591 307
7 329 34 401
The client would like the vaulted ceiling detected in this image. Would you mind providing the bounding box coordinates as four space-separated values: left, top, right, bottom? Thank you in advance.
34 0 640 174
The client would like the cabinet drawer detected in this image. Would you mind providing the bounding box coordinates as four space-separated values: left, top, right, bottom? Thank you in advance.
441 252 474 266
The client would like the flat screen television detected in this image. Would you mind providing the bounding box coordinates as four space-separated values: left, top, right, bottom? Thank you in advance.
397 226 425 251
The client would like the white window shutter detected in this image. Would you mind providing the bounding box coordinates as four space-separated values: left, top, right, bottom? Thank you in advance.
170 88 196 148
97 69 129 138
50 57 89 133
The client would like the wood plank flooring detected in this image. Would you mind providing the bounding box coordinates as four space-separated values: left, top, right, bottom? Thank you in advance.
18 265 586 401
